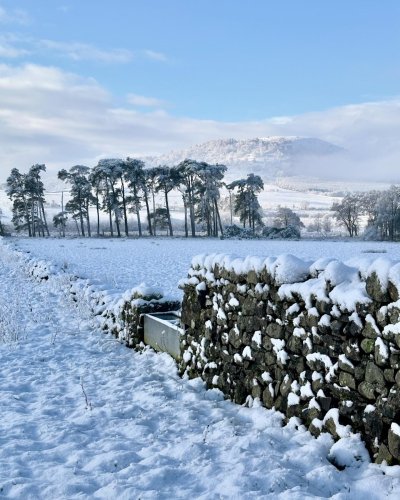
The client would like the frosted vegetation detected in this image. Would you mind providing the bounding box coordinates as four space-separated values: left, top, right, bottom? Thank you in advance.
3 159 400 241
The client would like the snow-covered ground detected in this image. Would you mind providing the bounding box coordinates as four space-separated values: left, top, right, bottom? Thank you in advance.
2 238 400 498
11 237 400 299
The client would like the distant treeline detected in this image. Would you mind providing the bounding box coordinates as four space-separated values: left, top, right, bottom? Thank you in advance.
332 188 400 240
5 159 265 238
4 160 399 241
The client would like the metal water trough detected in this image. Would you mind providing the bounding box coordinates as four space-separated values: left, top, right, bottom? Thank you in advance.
143 311 183 360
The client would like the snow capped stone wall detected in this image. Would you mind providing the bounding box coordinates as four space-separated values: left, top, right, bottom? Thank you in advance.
179 253 400 465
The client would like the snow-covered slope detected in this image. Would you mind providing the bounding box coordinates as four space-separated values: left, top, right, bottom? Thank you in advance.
1 238 400 497
144 137 343 179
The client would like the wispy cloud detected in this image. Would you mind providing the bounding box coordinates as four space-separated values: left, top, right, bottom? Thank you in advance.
0 33 31 58
0 63 399 183
58 5 71 14
0 41 29 58
142 49 168 62
39 40 134 63
0 31 168 65
127 93 168 108
0 5 29 24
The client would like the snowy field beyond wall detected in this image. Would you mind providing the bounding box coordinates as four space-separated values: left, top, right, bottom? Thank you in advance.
11 237 400 300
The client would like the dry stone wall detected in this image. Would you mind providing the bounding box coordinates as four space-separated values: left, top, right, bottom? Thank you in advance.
100 287 180 347
179 253 400 464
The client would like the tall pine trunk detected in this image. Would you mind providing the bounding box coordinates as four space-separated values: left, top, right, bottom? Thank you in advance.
86 200 91 237
110 182 120 237
143 188 153 236
120 178 129 237
133 185 142 237
152 189 157 236
183 198 188 237
165 190 173 237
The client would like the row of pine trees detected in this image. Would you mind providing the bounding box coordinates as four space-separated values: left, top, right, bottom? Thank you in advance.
6 159 265 238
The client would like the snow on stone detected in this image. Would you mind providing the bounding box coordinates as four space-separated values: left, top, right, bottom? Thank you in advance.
309 257 337 276
255 283 269 295
286 303 300 316
228 295 240 307
271 339 289 364
293 327 306 338
324 409 352 439
331 305 341 317
389 263 400 291
338 354 355 370
311 418 323 430
391 423 400 436
236 283 248 294
309 397 321 410
329 280 371 313
318 314 331 327
195 281 207 292
279 277 329 309
183 350 192 363
261 371 272 383
375 337 389 360
300 381 314 399
312 371 323 382
242 346 253 360
287 393 300 406
383 322 400 337
267 254 312 284
323 260 359 286
365 313 380 334
217 307 227 321
349 312 363 329
251 330 262 347
306 352 333 369
233 353 243 364
291 380 300 393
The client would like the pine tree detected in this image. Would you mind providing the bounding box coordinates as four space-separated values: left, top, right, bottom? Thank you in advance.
58 165 92 237
227 173 264 232
124 158 145 237
195 162 226 236
7 164 49 237
155 165 180 237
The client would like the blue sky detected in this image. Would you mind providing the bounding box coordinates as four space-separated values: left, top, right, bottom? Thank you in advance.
0 0 400 176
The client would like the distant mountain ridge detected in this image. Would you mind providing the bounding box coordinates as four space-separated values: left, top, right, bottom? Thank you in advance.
144 136 343 179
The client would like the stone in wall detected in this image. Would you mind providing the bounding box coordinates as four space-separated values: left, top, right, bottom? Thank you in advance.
179 253 400 465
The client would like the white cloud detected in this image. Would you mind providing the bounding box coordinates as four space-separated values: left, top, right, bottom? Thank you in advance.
127 93 168 108
0 63 400 183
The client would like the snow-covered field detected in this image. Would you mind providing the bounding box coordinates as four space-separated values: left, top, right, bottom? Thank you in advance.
11 237 400 299
2 237 400 498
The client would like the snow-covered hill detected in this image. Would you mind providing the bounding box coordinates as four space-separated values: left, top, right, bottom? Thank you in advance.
144 136 343 179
